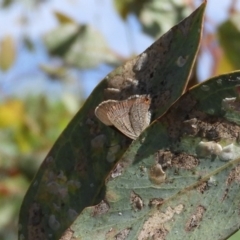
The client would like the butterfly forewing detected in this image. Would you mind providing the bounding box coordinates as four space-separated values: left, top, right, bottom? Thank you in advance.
95 101 116 126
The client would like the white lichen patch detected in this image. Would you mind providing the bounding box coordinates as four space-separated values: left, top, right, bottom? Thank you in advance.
138 205 184 239
48 214 60 231
133 52 148 72
222 97 237 110
219 143 240 162
201 84 210 91
47 182 61 194
207 176 218 187
182 118 198 135
57 186 68 198
196 141 222 158
104 88 121 99
67 209 78 221
57 170 67 182
47 182 68 198
111 163 123 178
122 78 139 88
91 134 107 149
216 78 222 85
176 55 188 67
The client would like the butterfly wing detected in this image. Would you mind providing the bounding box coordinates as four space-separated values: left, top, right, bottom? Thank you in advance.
129 95 151 137
95 100 116 126
107 98 137 139
95 95 151 140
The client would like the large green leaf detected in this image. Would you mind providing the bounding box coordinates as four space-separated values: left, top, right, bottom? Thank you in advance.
74 71 240 239
18 3 205 239
218 13 240 70
44 24 120 69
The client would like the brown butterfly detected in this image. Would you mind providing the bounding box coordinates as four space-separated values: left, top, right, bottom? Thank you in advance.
95 95 151 139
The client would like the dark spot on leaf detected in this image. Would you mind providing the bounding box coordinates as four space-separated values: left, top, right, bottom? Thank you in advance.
197 182 208 194
185 205 206 231
114 228 131 240
148 198 164 208
93 200 110 216
130 191 144 211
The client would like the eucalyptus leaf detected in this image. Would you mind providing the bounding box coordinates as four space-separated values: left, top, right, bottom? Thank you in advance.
74 71 240 240
18 3 205 239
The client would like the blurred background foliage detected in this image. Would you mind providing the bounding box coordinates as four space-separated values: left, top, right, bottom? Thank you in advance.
0 0 240 239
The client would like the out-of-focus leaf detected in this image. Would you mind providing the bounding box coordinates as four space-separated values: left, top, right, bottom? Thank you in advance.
0 35 15 71
44 23 79 55
19 3 205 239
1 0 13 7
39 64 68 80
114 0 148 19
0 95 81 240
23 37 34 51
75 71 240 240
54 11 75 24
215 52 235 76
0 175 29 240
115 0 191 38
218 13 240 69
0 100 24 128
44 24 120 68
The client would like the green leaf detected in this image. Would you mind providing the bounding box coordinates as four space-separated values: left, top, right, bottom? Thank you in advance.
74 71 240 239
218 13 240 69
44 24 120 69
23 36 34 51
18 3 205 239
1 0 13 7
54 11 76 24
0 35 15 71
39 64 68 80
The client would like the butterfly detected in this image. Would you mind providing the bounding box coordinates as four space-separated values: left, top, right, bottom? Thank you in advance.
95 95 151 139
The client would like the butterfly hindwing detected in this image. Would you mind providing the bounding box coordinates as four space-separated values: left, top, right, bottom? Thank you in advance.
107 98 137 139
130 95 151 137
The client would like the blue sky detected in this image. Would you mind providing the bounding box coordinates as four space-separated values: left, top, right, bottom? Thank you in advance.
0 0 239 100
